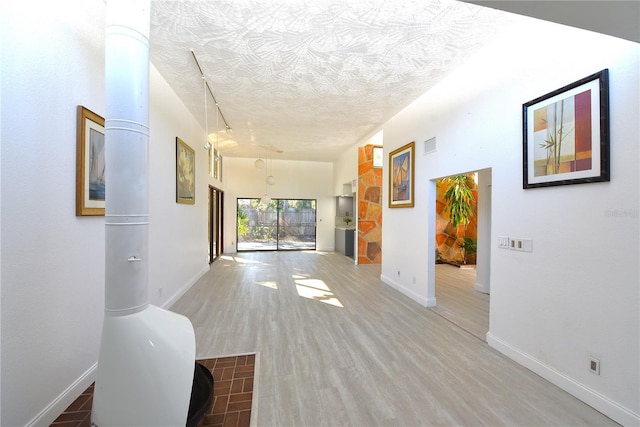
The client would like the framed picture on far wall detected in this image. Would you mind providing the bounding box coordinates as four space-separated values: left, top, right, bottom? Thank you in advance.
389 141 415 208
523 69 609 189
76 106 105 216
373 146 383 168
176 137 195 204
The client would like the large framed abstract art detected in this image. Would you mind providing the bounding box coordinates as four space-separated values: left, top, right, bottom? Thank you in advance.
523 69 609 189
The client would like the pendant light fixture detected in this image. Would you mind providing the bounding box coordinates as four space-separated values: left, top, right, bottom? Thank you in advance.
266 146 276 186
260 149 271 205
255 145 265 169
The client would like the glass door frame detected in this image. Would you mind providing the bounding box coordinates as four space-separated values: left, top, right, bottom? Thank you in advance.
209 186 224 263
236 198 317 252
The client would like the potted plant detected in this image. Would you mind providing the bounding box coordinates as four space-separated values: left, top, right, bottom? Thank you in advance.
442 174 476 264
457 236 477 265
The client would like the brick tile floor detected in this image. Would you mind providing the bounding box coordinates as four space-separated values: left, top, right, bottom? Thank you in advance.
50 355 255 427
197 354 254 427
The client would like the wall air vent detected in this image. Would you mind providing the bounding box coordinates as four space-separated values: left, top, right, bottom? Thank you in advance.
424 137 437 154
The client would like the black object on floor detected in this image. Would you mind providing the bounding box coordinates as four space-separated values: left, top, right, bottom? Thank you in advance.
187 362 215 427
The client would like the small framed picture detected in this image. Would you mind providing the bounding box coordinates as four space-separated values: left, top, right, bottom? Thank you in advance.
523 69 609 189
76 106 105 216
389 141 415 208
373 146 383 168
176 137 196 204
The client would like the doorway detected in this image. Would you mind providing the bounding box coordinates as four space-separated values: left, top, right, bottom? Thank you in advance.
430 169 491 341
208 186 223 263
236 198 317 251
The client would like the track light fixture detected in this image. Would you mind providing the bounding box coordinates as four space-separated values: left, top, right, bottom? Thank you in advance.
191 49 231 151
202 77 211 150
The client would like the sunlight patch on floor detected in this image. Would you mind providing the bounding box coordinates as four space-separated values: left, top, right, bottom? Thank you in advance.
295 278 330 291
255 280 278 289
294 277 343 308
220 255 269 266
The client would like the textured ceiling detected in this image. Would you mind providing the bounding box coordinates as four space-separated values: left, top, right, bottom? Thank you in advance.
149 0 515 161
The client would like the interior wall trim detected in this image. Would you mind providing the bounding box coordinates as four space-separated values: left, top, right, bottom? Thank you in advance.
380 275 435 307
487 332 639 426
26 363 97 426
161 265 210 310
25 265 210 426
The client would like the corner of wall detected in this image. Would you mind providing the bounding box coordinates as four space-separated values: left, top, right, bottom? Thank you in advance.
380 274 435 307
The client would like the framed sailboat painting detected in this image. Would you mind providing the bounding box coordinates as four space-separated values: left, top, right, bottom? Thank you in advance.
389 141 415 208
76 106 106 216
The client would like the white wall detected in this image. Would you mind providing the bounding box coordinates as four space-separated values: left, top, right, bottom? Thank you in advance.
0 1 211 424
1 2 106 425
380 18 639 425
332 144 358 196
148 65 211 308
223 158 334 252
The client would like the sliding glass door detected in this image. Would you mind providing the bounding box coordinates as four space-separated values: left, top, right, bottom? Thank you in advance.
237 198 316 251
278 199 317 250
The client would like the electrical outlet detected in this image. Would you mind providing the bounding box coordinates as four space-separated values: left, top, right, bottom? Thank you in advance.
509 237 533 252
498 236 509 249
589 357 600 375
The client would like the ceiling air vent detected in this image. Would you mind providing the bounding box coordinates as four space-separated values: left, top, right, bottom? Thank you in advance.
424 137 437 155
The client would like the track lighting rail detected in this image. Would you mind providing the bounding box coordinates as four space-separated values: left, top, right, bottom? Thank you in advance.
190 49 231 133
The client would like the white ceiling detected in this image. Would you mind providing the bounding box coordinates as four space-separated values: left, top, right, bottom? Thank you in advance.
149 0 519 162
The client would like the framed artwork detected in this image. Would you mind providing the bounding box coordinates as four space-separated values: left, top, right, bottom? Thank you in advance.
389 141 415 208
208 146 223 181
176 137 195 204
373 146 383 168
523 69 609 189
76 106 105 216
214 148 222 181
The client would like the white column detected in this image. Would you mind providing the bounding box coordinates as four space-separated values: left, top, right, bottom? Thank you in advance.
104 0 150 314
92 1 196 425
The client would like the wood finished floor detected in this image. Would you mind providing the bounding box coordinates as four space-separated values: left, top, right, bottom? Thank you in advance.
170 251 616 426
431 264 489 342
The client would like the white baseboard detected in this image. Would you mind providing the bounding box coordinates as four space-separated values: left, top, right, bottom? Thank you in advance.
30 267 209 426
487 332 639 426
27 363 97 427
380 274 436 307
474 281 490 294
163 264 210 310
